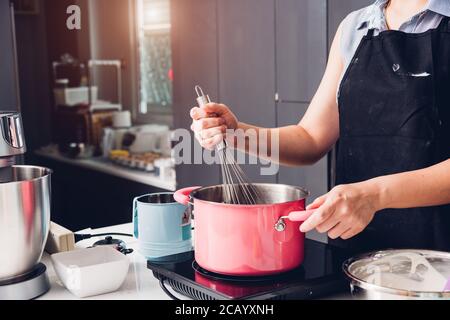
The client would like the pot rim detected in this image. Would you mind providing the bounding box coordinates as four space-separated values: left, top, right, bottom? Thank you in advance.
135 192 183 207
342 249 450 298
0 165 53 186
190 183 310 208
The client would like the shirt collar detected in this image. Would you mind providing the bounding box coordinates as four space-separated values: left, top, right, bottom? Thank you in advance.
357 0 389 30
427 0 450 17
357 0 450 31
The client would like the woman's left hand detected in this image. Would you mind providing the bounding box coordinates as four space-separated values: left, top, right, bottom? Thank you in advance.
300 182 382 240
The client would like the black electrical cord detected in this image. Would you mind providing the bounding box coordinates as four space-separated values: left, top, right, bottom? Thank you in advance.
159 278 181 300
74 232 133 243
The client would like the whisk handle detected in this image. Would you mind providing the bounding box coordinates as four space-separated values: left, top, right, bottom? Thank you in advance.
195 85 228 150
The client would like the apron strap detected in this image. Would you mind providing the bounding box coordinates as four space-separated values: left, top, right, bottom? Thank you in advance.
438 16 450 32
366 28 375 38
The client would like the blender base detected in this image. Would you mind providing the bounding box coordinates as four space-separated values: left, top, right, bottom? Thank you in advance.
0 263 50 300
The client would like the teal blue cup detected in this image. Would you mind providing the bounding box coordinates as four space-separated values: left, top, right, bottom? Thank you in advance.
132 193 192 259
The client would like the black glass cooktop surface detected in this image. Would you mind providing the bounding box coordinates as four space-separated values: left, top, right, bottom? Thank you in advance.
147 239 352 300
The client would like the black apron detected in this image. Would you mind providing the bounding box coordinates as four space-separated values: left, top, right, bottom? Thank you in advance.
333 16 450 253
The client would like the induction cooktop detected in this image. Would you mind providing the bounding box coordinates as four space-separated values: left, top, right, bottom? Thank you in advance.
147 239 352 300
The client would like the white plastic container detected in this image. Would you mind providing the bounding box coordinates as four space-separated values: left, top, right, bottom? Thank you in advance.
51 246 129 298
53 86 98 106
112 111 132 128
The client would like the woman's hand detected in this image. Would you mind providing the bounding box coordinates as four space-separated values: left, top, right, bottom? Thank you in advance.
300 182 382 239
190 103 239 150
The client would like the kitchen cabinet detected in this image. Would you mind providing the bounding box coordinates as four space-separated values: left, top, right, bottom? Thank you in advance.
0 0 18 111
171 0 221 188
217 0 276 128
276 0 327 103
217 0 277 183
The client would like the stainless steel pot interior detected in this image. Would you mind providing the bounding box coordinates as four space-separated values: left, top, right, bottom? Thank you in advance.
0 166 52 280
191 183 309 205
343 250 450 299
139 193 176 204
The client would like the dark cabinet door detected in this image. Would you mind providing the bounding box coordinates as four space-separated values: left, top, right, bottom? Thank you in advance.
0 0 18 111
327 0 373 46
217 0 277 183
217 0 276 128
171 0 221 188
276 0 327 103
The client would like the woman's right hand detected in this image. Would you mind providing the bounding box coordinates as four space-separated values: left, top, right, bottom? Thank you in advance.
190 103 239 150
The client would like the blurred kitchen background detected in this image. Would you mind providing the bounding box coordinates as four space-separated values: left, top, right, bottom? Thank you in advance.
0 0 372 234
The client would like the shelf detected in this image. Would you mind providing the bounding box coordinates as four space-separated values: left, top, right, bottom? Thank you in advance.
34 149 176 191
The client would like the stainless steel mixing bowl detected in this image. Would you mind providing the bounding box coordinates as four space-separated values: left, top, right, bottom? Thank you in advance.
0 166 52 280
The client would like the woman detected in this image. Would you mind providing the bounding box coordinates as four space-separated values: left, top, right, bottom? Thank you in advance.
190 0 450 253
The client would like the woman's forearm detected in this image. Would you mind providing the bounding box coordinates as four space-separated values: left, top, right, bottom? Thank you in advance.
232 122 326 166
368 159 450 210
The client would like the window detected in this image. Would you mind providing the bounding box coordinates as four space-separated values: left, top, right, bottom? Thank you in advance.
136 0 173 116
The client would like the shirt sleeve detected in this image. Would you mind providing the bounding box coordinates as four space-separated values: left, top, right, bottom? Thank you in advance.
339 8 369 68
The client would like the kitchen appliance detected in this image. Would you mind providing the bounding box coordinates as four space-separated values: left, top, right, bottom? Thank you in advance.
52 54 87 90
52 59 123 157
148 239 350 300
174 184 313 276
52 57 122 112
54 105 115 158
128 124 170 155
343 249 450 299
0 112 25 182
52 55 103 109
102 125 171 158
0 112 52 300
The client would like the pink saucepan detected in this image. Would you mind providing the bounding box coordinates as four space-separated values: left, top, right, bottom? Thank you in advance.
174 184 315 276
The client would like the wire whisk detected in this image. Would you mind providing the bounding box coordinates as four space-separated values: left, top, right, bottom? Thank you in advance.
195 86 263 205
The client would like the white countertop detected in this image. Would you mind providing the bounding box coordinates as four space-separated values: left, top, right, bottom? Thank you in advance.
34 148 177 191
38 223 351 300
38 223 174 300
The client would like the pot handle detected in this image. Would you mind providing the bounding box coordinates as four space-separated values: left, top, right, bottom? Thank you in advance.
174 186 202 206
274 210 316 232
287 209 316 222
132 196 140 239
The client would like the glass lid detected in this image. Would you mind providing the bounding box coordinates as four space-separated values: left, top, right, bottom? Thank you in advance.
344 250 450 293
